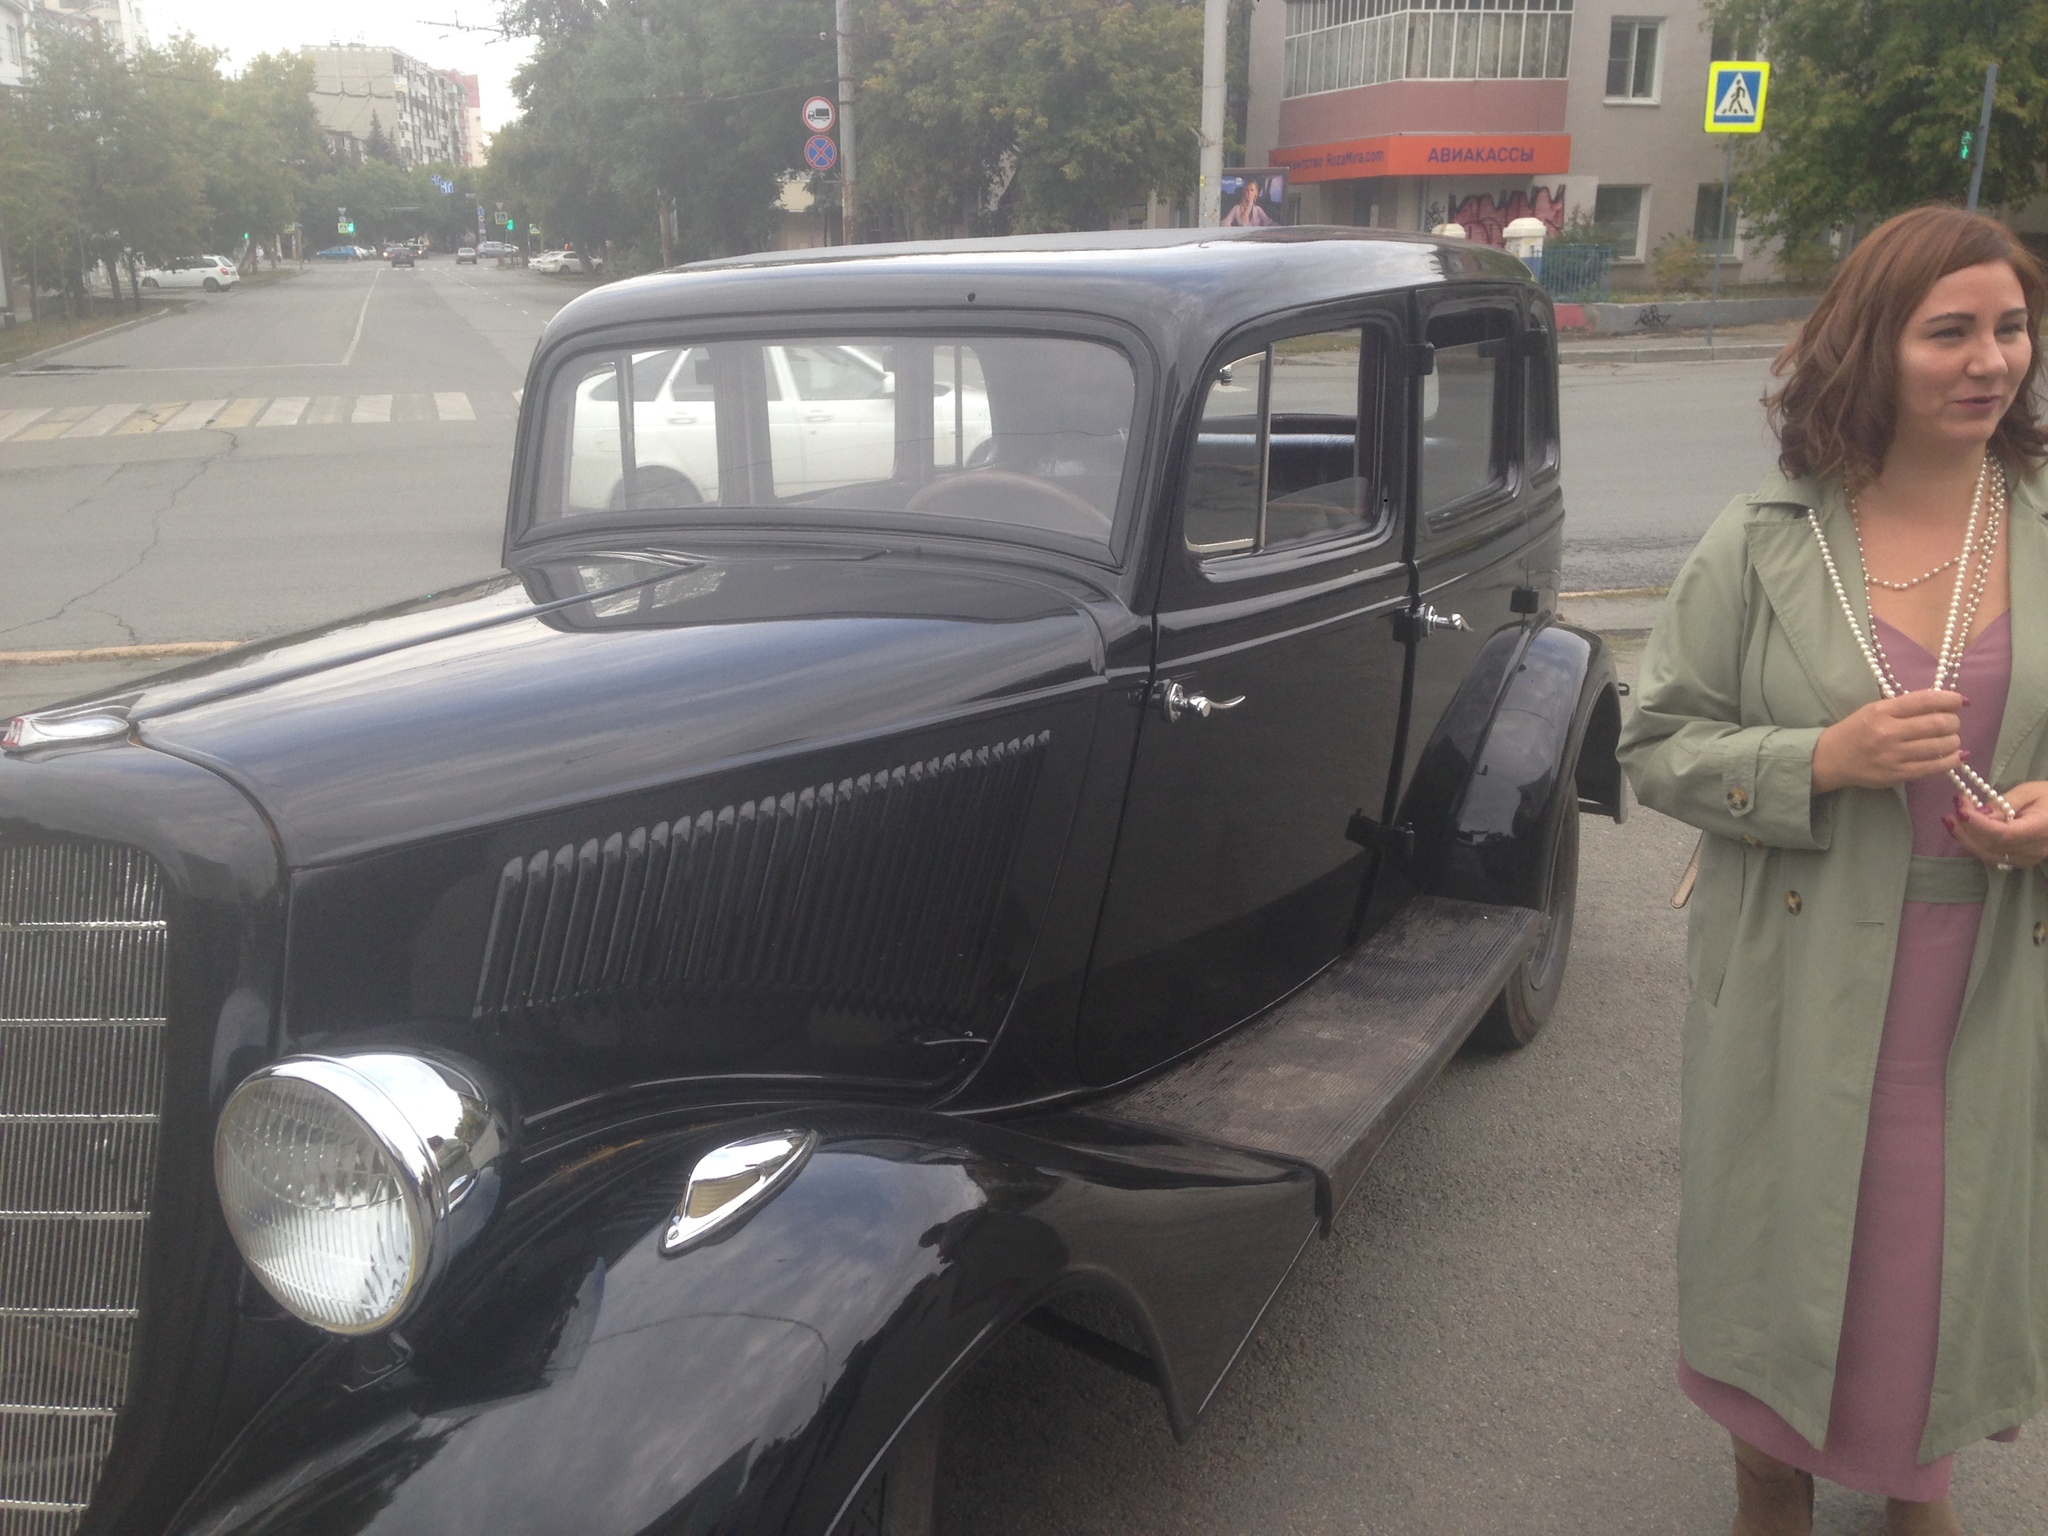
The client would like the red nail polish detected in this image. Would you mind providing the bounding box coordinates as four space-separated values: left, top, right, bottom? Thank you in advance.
1943 817 1957 834
1960 750 1973 761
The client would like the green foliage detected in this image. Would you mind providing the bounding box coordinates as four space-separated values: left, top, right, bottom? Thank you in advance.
1649 233 1710 293
857 0 1202 234
1707 0 2048 239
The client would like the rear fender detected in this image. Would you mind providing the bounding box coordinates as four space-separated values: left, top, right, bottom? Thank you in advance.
176 1108 1315 1536
1404 621 1620 910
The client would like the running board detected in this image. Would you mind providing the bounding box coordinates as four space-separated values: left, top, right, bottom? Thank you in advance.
1099 897 1541 1229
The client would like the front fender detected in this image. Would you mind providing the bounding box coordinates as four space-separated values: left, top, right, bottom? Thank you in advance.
1406 621 1620 910
175 1108 1314 1536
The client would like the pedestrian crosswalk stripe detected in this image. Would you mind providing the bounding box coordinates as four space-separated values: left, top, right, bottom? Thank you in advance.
0 393 487 441
163 399 227 432
0 408 51 441
257 397 309 427
111 402 185 435
212 398 266 429
65 403 141 438
13 406 94 441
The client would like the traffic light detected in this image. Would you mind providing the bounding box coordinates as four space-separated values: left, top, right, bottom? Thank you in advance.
1960 129 1975 162
506 216 516 231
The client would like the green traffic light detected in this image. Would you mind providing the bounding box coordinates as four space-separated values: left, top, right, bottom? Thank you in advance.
1960 129 1974 162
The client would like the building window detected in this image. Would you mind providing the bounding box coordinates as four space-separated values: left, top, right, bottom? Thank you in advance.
1592 185 1646 260
1605 18 1660 100
1693 183 1738 257
1283 0 1572 99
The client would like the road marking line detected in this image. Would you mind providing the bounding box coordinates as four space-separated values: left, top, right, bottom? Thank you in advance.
434 391 475 421
340 267 381 366
0 642 238 665
162 399 227 432
110 402 185 435
351 394 392 423
392 393 435 423
62 403 142 438
305 396 347 425
211 398 267 429
12 406 95 441
0 409 51 441
257 396 309 427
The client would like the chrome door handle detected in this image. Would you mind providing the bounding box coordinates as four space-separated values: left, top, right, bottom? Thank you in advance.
1158 681 1246 723
1417 605 1470 634
804 411 831 423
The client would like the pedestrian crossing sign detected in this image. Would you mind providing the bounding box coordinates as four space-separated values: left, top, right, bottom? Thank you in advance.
1704 61 1769 133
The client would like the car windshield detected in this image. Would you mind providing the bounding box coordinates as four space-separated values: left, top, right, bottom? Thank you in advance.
535 332 1137 558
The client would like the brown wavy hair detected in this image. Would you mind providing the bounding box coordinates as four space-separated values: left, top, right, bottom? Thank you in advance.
1768 205 2047 486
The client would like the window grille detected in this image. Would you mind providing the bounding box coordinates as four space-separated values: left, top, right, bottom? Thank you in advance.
1283 0 1572 98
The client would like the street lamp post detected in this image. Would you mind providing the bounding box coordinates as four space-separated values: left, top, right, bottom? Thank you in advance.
1198 0 1226 227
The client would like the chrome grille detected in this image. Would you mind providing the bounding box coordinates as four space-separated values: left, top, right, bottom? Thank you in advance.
0 843 167 1536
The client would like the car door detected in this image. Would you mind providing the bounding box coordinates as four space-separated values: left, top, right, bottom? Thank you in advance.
1378 291 1544 886
1077 312 1413 1084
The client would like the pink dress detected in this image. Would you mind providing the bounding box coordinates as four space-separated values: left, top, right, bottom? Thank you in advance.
1680 612 2020 1501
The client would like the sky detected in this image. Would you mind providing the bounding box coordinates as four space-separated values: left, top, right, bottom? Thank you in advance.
144 0 536 137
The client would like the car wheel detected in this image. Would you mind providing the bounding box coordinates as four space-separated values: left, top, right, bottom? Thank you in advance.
1471 779 1580 1050
609 466 703 512
830 1398 938 1536
141 277 159 289
203 277 221 291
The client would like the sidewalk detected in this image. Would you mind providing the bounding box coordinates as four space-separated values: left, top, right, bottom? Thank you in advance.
1559 321 1794 366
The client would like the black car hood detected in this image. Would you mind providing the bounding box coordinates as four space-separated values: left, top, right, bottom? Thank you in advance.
135 549 1109 867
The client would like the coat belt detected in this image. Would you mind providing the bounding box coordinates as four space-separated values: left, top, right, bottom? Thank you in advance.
1905 854 1989 904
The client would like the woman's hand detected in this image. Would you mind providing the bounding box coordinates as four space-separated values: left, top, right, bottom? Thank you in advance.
1948 781 2048 871
1811 690 1966 793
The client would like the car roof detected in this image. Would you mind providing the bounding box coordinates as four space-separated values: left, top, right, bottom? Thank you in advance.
536 227 1534 362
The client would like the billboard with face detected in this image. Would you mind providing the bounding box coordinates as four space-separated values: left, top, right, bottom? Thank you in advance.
1220 170 1287 227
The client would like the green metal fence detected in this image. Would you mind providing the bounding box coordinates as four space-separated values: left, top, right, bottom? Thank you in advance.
1538 245 1614 304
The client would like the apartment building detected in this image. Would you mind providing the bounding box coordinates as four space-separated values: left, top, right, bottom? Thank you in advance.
444 70 484 168
304 45 471 170
1247 0 1775 285
1 0 30 88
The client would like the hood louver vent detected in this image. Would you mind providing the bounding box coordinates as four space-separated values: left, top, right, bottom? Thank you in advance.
473 732 1049 1031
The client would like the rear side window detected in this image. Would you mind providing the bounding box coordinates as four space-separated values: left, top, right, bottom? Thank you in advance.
1420 309 1512 513
1184 327 1389 558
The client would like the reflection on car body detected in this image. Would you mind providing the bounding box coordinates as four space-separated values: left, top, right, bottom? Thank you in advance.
0 228 1621 1536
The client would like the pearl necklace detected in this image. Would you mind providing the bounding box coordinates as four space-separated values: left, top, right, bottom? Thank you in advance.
1852 535 1959 591
1806 456 2016 821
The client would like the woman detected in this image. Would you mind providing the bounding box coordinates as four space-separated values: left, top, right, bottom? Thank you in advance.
1618 204 2048 1536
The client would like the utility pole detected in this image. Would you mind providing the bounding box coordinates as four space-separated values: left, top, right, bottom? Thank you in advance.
1966 61 1997 212
837 0 858 243
1198 0 1226 227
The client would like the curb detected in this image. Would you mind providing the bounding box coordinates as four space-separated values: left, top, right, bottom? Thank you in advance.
2 305 170 375
1559 340 1783 365
0 642 236 666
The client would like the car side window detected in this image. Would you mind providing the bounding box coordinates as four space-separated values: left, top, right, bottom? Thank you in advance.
1523 324 1556 473
781 344 890 401
1420 309 1512 513
1184 327 1386 559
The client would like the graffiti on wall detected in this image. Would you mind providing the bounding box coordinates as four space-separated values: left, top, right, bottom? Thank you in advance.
1442 185 1565 247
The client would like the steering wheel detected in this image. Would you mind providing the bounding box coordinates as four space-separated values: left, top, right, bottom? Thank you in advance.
905 469 1105 527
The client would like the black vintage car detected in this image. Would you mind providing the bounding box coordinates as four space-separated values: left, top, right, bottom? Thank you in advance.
0 228 1622 1536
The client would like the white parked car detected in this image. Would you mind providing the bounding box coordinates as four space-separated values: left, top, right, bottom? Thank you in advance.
532 249 604 275
477 240 515 257
138 255 239 292
566 342 993 510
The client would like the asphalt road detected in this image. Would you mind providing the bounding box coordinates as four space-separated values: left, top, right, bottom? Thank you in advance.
3 272 2042 1531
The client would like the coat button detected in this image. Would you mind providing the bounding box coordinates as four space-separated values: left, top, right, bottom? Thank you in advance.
1784 890 1803 914
1726 787 1750 811
2035 921 2046 947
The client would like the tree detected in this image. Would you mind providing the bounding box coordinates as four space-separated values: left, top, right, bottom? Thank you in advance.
857 0 1203 235
1707 0 2048 240
364 111 402 166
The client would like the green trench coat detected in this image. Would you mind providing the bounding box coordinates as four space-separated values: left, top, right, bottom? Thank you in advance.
1617 465 2048 1462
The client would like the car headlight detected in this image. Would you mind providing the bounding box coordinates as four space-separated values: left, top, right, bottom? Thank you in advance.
214 1053 515 1335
